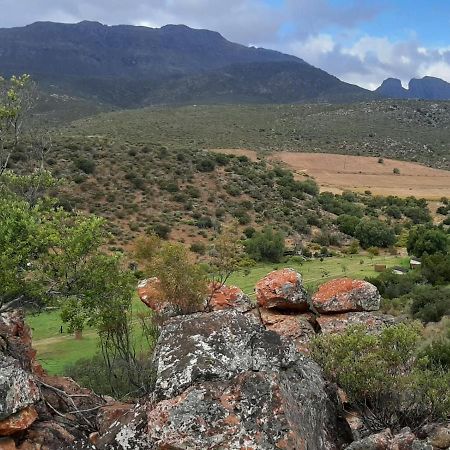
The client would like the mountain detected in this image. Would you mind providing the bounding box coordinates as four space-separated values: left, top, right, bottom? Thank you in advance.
375 78 409 99
375 76 450 100
0 21 373 106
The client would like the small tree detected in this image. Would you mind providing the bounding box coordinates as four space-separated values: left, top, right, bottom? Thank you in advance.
245 227 285 262
136 236 208 314
407 226 448 257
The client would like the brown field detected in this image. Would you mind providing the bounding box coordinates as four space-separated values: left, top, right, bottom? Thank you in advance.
210 149 450 199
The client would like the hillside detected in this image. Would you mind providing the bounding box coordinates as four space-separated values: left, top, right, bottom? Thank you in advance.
0 21 372 106
61 100 450 169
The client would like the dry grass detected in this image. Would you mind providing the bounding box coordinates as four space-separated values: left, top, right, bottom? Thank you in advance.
211 149 450 199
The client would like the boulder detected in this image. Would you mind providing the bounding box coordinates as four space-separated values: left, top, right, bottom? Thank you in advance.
147 309 350 449
207 283 253 312
255 268 309 311
345 429 393 449
317 312 396 335
312 278 381 314
0 406 37 436
137 277 167 312
259 308 316 353
0 355 40 420
152 310 297 400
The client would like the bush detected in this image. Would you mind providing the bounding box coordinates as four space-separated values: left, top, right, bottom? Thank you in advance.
311 324 450 432
196 158 216 172
190 242 206 255
421 252 450 284
410 286 450 323
245 227 285 263
366 271 421 300
75 158 96 174
355 218 396 249
336 214 361 236
407 226 448 257
65 353 155 398
420 339 450 371
152 223 171 239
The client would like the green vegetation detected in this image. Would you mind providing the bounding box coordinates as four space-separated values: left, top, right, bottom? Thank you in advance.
311 324 450 432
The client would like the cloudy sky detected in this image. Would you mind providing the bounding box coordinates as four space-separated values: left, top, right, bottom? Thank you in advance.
1 0 449 89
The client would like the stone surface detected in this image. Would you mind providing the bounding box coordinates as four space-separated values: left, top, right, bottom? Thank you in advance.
137 277 167 312
0 355 40 420
147 309 350 449
207 283 253 312
317 312 396 334
0 311 36 373
0 437 16 449
152 310 296 400
0 406 37 436
312 278 381 313
96 402 133 435
255 268 309 311
259 308 316 353
345 429 393 449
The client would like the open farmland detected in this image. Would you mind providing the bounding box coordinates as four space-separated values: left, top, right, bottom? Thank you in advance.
212 149 450 199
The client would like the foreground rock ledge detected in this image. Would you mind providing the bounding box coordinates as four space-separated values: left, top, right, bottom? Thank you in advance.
144 310 349 449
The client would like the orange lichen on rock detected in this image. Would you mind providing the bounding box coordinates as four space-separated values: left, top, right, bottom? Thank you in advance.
312 278 381 313
207 283 253 312
255 269 308 311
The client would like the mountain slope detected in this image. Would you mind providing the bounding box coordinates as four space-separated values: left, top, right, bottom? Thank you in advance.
0 21 373 106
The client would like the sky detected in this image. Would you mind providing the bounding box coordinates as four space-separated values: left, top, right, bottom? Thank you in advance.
0 0 449 90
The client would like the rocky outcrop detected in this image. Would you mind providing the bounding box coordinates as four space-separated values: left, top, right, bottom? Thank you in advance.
317 312 396 334
256 268 309 311
144 309 350 449
207 283 253 312
0 310 105 448
312 278 381 313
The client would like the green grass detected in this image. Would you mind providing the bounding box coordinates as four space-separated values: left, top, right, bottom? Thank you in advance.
26 296 151 374
28 254 408 374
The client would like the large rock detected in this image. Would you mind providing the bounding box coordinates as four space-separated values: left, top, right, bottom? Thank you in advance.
317 312 396 335
137 277 167 312
152 310 297 400
0 355 40 420
147 309 350 449
313 278 381 314
207 283 253 312
259 308 316 353
0 405 37 436
255 268 309 311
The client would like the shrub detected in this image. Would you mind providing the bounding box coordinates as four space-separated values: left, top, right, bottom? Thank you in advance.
75 158 96 174
410 286 450 323
152 223 171 239
190 242 206 255
407 226 448 257
393 167 400 174
311 324 450 432
421 252 450 284
336 214 361 236
196 158 216 172
355 218 396 249
245 227 285 263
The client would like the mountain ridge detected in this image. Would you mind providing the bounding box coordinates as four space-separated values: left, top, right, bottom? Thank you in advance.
0 21 373 106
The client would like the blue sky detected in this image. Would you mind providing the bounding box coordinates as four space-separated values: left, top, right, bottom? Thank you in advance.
0 0 449 89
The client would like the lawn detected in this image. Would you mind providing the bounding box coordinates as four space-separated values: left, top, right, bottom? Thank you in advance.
28 254 408 374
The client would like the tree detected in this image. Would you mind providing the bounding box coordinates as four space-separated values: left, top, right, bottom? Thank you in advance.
136 236 208 314
354 218 396 249
421 252 450 285
206 222 248 309
336 214 361 236
407 226 448 257
0 75 37 175
245 227 285 262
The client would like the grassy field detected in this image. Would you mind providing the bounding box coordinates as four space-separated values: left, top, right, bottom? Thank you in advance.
28 254 408 374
